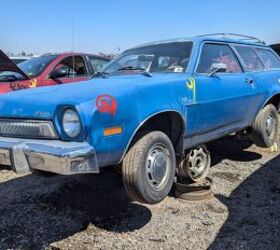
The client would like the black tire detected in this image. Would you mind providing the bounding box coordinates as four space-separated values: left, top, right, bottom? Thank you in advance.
252 104 279 148
122 131 176 204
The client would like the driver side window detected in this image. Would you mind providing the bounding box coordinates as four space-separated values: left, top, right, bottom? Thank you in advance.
55 56 88 78
197 43 242 74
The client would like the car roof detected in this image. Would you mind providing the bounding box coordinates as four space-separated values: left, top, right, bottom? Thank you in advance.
129 33 268 50
40 52 110 60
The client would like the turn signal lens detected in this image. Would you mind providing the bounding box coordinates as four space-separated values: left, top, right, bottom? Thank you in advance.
103 126 122 136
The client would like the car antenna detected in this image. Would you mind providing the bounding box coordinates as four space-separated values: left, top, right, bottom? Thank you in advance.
71 10 75 78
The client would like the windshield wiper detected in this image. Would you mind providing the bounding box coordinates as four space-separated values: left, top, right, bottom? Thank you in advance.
117 66 146 71
117 66 152 77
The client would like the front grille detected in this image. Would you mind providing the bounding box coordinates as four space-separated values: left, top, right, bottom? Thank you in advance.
0 119 58 139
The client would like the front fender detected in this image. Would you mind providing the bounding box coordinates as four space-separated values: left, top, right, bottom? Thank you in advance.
80 91 140 167
85 80 188 167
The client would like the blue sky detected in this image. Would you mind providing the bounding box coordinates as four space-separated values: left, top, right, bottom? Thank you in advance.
2 0 280 55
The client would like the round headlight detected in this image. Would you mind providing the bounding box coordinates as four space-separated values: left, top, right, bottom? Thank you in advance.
62 109 81 138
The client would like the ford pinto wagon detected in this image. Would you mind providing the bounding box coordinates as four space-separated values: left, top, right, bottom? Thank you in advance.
0 33 279 204
0 51 109 93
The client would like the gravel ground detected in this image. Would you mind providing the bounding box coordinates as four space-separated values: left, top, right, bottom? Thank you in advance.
0 136 280 250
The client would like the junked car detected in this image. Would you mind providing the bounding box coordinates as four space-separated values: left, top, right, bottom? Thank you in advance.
0 50 109 93
0 33 279 204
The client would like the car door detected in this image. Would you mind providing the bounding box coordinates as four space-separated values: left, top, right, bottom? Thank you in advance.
235 45 280 109
44 55 90 85
185 42 263 143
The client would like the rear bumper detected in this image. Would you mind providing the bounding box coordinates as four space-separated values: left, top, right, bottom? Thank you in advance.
0 137 99 175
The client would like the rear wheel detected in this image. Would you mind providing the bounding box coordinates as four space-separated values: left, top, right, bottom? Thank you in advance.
122 131 176 204
252 104 279 147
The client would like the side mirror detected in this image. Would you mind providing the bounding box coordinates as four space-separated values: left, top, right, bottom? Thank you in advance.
49 68 68 79
209 63 227 77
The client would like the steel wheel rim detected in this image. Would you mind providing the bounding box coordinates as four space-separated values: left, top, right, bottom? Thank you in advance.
145 143 170 190
188 147 210 180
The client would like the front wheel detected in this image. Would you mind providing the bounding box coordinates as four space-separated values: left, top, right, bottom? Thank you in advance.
122 131 176 204
252 104 279 148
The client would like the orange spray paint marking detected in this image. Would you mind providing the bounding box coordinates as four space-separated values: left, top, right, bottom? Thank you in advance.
96 94 117 115
29 79 37 88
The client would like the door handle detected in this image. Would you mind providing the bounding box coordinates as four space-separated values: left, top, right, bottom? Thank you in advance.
245 78 254 84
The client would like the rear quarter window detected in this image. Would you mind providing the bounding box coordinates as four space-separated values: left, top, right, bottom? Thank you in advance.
235 46 264 71
256 48 280 70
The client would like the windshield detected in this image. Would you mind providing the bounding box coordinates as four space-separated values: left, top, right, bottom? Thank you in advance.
18 55 57 77
103 42 193 75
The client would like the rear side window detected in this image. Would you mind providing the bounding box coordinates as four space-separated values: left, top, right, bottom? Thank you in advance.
256 49 280 70
196 43 242 74
235 46 264 71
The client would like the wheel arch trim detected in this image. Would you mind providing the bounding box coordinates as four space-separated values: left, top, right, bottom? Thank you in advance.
118 109 186 164
262 92 280 111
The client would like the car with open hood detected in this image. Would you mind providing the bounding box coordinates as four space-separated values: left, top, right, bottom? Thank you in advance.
0 33 279 204
0 50 109 93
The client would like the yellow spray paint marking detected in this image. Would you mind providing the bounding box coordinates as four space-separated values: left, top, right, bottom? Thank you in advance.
29 79 37 88
270 143 278 152
186 77 196 102
257 142 278 153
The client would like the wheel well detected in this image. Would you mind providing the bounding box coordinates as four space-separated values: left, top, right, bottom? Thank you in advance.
265 94 280 111
130 111 185 156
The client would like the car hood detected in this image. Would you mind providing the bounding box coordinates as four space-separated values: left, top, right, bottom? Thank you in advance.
0 73 189 119
0 50 29 79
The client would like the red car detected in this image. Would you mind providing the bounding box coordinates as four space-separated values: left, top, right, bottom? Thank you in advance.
0 51 110 93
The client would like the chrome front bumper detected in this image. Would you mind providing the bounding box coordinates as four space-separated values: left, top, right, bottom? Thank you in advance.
0 137 99 175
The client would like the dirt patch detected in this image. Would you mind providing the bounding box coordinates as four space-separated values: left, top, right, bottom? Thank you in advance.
0 136 279 249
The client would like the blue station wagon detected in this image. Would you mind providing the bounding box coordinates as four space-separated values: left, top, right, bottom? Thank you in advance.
0 33 279 204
